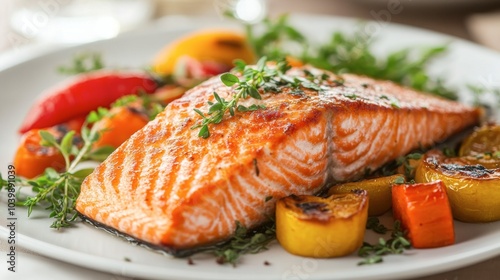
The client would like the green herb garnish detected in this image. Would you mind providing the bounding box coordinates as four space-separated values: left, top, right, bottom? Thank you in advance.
394 176 406 184
58 52 104 75
18 109 109 229
212 221 276 266
366 217 389 234
396 152 423 179
358 220 411 265
0 173 7 191
191 57 291 138
242 15 457 101
245 14 307 61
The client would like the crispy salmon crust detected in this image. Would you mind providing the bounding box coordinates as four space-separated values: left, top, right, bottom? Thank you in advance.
76 66 480 250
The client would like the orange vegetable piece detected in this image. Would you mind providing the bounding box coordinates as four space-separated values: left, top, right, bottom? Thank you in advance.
13 117 84 179
392 181 455 249
152 29 256 75
286 56 305 67
459 124 500 157
92 104 149 149
416 150 500 222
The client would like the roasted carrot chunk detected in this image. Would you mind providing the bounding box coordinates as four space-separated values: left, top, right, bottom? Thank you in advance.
92 104 150 149
13 117 84 178
392 181 455 249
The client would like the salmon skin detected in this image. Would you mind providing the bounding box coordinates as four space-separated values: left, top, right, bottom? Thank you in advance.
76 66 480 252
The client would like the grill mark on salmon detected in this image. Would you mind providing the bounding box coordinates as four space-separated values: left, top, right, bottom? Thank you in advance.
76 66 481 251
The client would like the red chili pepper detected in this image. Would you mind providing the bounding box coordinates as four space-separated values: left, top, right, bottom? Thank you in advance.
19 71 158 133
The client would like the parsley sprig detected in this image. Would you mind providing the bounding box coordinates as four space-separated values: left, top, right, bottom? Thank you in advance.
192 57 290 138
358 218 411 265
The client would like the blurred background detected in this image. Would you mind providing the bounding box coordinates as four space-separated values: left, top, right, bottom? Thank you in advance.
1 0 500 54
1 1 500 280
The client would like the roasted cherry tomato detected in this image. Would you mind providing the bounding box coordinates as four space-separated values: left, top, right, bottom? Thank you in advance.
14 117 84 178
415 150 500 223
276 190 368 258
392 181 455 248
19 71 157 133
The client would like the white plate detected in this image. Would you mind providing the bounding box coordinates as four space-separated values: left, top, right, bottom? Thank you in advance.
1 14 500 280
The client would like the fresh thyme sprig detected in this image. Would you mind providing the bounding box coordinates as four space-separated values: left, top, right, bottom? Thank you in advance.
0 173 7 191
19 110 107 229
358 219 411 265
212 221 276 266
192 57 291 138
396 152 423 179
5 94 165 229
58 52 105 75
366 217 390 234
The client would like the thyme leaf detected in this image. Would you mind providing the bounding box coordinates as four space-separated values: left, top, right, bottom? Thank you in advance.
191 57 293 138
18 108 110 229
366 217 389 234
212 221 276 266
0 173 8 191
396 152 423 179
358 220 411 265
58 52 104 75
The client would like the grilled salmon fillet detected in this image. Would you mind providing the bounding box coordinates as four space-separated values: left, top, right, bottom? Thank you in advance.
76 66 480 251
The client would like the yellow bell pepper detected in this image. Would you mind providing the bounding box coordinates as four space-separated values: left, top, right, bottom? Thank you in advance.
152 29 256 75
328 175 404 216
276 191 368 258
459 124 500 157
458 124 500 169
415 150 500 223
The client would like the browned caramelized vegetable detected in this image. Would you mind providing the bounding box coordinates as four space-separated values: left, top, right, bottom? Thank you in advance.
276 191 368 258
92 103 150 149
459 124 500 157
392 181 455 248
13 117 84 178
152 29 256 75
415 150 500 222
457 124 500 169
328 175 404 216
